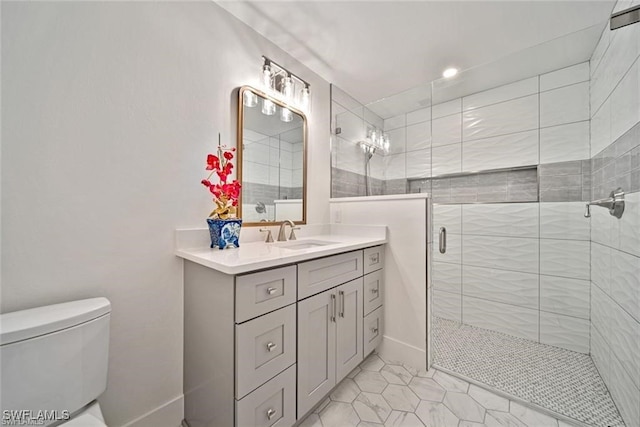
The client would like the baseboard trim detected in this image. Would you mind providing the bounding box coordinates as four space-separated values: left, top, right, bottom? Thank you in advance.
379 335 427 371
121 394 184 427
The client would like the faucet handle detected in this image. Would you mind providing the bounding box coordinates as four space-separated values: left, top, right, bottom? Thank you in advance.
259 228 274 243
289 227 301 241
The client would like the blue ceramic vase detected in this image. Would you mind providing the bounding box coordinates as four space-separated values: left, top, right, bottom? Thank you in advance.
207 218 242 249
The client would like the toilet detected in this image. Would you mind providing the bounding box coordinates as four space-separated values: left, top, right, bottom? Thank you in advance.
0 298 111 426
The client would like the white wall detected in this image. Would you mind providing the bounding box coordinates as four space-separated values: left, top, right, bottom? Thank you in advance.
589 1 640 425
1 2 330 426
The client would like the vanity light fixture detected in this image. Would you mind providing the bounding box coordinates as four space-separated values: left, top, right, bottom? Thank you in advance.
359 127 390 155
281 107 293 122
262 99 276 116
442 67 459 78
260 56 311 115
243 90 258 108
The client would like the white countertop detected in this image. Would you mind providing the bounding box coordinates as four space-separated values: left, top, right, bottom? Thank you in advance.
175 224 387 275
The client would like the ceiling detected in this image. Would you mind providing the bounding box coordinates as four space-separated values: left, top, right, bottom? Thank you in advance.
219 1 615 108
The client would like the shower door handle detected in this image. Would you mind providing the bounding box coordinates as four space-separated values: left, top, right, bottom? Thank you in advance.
439 227 447 254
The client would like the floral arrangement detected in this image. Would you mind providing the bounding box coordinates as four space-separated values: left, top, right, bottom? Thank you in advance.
201 136 241 219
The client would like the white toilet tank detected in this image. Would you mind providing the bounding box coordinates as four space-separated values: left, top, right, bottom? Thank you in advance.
0 298 111 426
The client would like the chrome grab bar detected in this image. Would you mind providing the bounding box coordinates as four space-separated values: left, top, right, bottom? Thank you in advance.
584 187 625 219
439 227 447 254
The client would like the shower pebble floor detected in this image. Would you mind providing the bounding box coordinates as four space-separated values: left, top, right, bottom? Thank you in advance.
298 352 585 427
432 317 625 427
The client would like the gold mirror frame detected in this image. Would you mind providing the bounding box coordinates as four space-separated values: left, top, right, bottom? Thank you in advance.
237 86 307 226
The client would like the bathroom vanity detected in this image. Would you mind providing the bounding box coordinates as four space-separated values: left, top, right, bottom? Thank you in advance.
177 226 386 427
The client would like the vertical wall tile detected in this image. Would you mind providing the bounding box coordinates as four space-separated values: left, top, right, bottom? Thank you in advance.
590 324 611 385
540 62 590 91
591 242 612 294
540 312 590 354
540 275 590 319
433 204 462 234
433 232 461 265
384 152 406 180
384 114 406 131
611 250 640 323
462 296 538 341
463 77 538 111
463 266 539 309
619 191 640 257
406 121 431 151
539 202 590 240
405 148 431 179
462 130 538 172
610 352 640 427
433 290 462 322
463 235 539 274
463 95 538 141
432 99 461 119
462 203 538 238
386 127 407 155
433 261 462 294
540 239 590 280
432 114 461 147
406 107 431 125
591 98 611 158
609 304 640 390
540 121 590 164
432 143 462 176
540 82 590 128
611 61 640 142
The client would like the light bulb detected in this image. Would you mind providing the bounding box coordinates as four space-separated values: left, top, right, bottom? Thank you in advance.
243 91 258 107
282 76 293 99
262 99 276 115
262 64 273 90
280 107 293 122
299 85 310 111
442 67 458 78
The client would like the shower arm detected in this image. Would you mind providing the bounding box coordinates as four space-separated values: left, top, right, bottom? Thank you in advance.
584 188 625 219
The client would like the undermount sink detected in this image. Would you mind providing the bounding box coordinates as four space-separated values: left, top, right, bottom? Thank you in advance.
277 239 338 250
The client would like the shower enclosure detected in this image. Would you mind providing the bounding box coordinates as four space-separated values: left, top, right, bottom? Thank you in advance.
331 17 639 427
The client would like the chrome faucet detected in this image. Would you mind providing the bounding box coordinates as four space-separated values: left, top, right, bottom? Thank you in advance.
277 219 299 241
584 187 625 219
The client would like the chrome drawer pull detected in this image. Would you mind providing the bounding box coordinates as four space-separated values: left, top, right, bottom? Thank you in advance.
266 287 278 295
331 294 336 323
266 342 278 352
266 408 277 420
369 253 379 264
339 290 345 318
371 288 379 294
371 327 379 334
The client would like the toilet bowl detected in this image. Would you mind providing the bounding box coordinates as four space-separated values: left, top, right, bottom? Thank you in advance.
0 298 111 427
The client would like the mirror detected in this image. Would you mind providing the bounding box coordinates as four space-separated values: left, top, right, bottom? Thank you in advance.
237 86 307 225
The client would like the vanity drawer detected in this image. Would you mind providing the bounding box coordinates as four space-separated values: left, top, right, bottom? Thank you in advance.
236 265 297 323
236 304 296 399
236 364 296 427
364 306 383 356
363 269 384 316
363 246 384 275
298 251 363 299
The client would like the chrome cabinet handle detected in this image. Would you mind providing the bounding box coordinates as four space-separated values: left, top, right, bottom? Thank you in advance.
371 288 379 294
369 253 379 264
371 327 379 334
339 290 345 318
331 294 336 322
266 342 277 352
439 227 447 254
267 287 277 295
266 408 277 420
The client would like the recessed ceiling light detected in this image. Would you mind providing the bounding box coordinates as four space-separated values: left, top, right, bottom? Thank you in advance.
442 67 458 78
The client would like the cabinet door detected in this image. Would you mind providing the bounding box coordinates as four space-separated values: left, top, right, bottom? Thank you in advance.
297 289 336 417
335 278 363 382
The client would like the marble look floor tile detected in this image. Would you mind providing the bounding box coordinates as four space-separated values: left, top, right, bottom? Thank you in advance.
415 401 460 427
384 411 425 427
408 377 446 402
353 392 393 424
382 384 420 411
510 402 559 427
361 354 385 372
330 378 360 403
357 422 383 427
319 401 361 427
433 370 470 393
381 365 413 385
298 413 323 427
417 368 436 378
444 392 486 422
354 370 389 393
468 385 509 412
485 410 528 427
459 422 488 427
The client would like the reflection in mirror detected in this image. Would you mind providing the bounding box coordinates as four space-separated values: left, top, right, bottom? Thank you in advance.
238 87 306 225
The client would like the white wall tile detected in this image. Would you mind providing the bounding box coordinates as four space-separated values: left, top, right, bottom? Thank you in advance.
539 202 590 241
364 108 384 130
540 62 589 92
432 99 461 119
611 60 640 142
268 166 279 186
610 303 640 390
619 191 640 257
591 284 613 339
611 250 640 323
406 107 431 125
434 204 462 234
433 261 462 294
335 137 364 175
432 114 461 147
463 296 538 341
405 148 431 179
432 143 462 176
540 121 590 163
540 275 590 319
383 152 406 180
386 127 407 155
540 239 590 280
462 95 538 141
337 109 366 143
462 130 538 172
434 232 461 265
463 77 538 111
540 82 590 128
591 242 612 294
462 203 538 238
463 266 539 309
590 324 611 385
590 97 611 157
463 235 539 274
406 121 431 151
591 204 618 248
384 114 406 131
590 27 610 78
609 354 640 427
433 290 461 322
540 312 590 354
369 153 385 181
243 161 269 184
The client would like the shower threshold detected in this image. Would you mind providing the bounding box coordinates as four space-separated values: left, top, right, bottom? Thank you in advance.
433 317 625 427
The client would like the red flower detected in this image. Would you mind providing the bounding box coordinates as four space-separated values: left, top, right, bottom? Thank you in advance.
223 151 234 160
201 179 211 187
206 154 219 171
